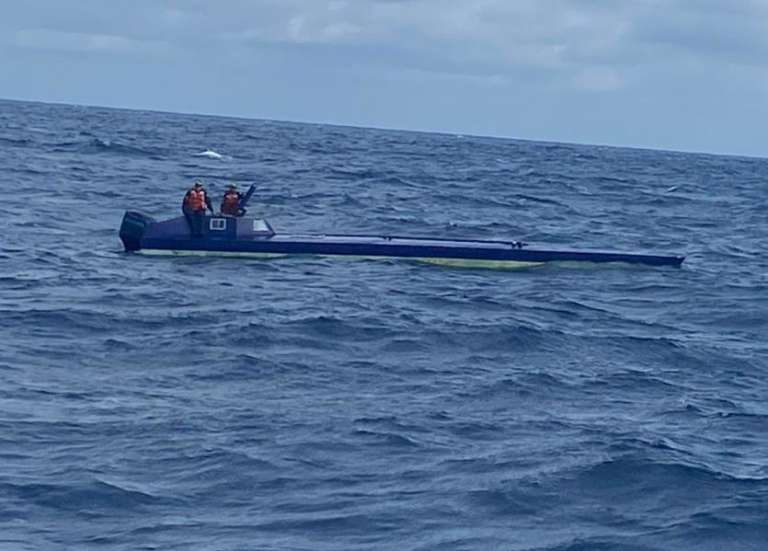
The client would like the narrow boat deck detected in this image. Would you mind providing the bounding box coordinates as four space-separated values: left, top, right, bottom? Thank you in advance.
119 212 685 267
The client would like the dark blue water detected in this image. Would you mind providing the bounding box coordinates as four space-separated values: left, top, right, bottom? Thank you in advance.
1 98 767 550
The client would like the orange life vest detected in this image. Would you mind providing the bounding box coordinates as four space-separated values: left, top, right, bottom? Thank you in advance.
221 191 240 215
185 189 206 211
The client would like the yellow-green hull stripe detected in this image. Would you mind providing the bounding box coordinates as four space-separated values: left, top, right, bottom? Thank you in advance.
137 249 544 268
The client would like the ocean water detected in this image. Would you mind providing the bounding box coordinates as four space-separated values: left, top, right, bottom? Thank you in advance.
1 98 766 550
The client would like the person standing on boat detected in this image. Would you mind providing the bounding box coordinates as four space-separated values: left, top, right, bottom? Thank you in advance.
220 183 245 217
182 181 214 236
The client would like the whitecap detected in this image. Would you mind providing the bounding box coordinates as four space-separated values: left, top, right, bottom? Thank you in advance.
194 149 225 160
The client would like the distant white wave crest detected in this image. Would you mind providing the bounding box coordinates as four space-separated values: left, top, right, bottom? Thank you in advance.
194 149 226 160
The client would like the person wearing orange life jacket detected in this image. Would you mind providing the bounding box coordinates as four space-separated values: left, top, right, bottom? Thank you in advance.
220 183 244 217
182 181 214 236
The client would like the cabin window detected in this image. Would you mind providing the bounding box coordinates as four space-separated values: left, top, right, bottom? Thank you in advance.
209 218 227 231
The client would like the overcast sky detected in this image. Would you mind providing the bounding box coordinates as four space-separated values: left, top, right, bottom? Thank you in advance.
1 0 767 156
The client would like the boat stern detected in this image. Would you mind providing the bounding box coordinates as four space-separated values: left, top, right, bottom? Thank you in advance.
119 211 155 251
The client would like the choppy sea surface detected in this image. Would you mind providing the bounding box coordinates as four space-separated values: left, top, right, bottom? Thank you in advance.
1 98 767 550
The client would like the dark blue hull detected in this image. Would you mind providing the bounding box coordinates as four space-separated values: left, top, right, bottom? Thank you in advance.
119 212 685 267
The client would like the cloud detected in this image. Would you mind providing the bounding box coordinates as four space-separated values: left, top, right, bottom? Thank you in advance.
14 28 165 55
2 1 768 155
573 67 623 92
3 0 768 101
5 1 768 79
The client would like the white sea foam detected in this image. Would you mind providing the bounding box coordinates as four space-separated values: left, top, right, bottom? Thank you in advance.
195 149 225 159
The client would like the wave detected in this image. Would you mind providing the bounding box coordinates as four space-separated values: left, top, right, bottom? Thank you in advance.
514 193 568 206
194 149 227 160
2 308 115 335
51 137 164 158
558 456 767 494
533 537 663 551
166 448 280 486
352 429 422 448
325 166 384 180
0 479 170 512
0 136 33 147
3 99 768 550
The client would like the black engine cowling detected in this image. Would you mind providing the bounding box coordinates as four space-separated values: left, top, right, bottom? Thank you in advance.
119 211 154 251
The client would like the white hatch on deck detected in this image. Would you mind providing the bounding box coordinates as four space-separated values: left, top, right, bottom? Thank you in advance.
209 218 227 231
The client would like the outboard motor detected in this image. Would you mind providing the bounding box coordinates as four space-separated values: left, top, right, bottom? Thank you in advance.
119 211 155 251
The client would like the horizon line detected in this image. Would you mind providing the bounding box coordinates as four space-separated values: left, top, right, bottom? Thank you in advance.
1 95 762 161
